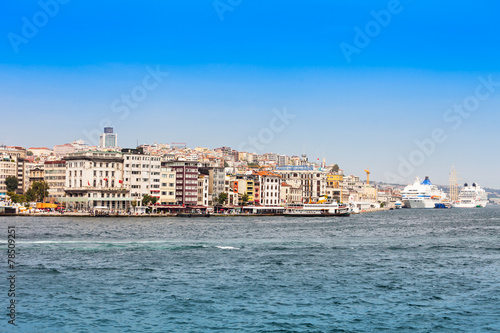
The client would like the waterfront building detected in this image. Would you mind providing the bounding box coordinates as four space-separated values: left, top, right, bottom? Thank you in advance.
197 174 209 207
44 160 66 200
198 165 226 204
159 165 176 205
63 151 131 212
234 178 255 203
0 153 17 199
257 171 281 206
280 182 302 204
163 161 198 206
275 166 327 202
122 149 162 203
0 146 29 194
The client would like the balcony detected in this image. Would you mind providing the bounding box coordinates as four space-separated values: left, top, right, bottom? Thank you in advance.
64 187 129 193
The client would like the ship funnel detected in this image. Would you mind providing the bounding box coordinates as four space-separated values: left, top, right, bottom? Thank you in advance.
421 176 432 185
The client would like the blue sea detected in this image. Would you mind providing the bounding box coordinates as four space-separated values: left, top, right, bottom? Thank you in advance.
2 206 500 332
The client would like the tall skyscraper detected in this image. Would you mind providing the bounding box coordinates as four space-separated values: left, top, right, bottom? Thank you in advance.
99 127 118 148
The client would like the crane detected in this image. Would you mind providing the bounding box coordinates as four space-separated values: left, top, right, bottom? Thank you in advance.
364 168 371 185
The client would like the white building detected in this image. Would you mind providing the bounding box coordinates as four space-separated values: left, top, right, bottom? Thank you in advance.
275 166 327 202
257 171 281 206
197 174 209 207
63 151 131 212
0 154 17 199
280 182 302 204
122 150 162 203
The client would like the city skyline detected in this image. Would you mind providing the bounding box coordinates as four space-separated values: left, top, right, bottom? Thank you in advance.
1 1 500 188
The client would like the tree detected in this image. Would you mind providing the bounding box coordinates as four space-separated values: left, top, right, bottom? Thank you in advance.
27 151 33 156
217 193 228 206
241 193 249 206
26 181 50 202
142 195 158 205
331 164 340 173
6 176 18 192
7 191 25 204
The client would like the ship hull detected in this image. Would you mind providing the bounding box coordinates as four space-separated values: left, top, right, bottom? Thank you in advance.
451 201 488 208
284 212 350 217
403 199 436 209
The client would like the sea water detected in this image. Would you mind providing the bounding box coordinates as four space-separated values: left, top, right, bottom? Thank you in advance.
1 206 500 332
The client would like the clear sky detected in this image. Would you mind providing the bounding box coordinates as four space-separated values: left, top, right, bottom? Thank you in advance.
1 0 500 188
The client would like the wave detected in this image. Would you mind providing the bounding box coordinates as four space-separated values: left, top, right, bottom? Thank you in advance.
215 246 240 250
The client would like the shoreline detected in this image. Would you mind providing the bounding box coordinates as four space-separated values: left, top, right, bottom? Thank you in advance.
0 207 390 217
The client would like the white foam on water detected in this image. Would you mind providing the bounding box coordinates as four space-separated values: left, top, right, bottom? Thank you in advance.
216 246 240 250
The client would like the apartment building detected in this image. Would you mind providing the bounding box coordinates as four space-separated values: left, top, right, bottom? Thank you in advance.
197 174 209 207
0 146 28 194
122 150 162 202
44 160 67 199
257 171 281 206
0 154 17 199
159 164 176 205
163 161 198 206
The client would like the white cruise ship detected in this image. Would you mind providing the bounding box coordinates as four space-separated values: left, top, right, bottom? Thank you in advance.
452 183 488 208
401 176 447 209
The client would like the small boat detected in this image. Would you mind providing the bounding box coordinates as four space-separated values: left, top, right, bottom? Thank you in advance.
434 203 451 209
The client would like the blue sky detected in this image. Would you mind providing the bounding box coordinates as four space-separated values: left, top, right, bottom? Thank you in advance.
1 0 500 187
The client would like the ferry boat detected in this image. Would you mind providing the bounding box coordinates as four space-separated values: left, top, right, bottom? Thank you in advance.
452 183 488 208
284 201 351 217
401 176 447 209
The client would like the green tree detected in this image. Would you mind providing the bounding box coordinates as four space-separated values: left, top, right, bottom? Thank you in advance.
27 151 33 156
7 191 25 204
26 181 50 202
248 163 260 168
217 193 228 206
331 164 340 173
142 195 158 205
6 176 18 192
241 193 249 206
224 161 229 168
